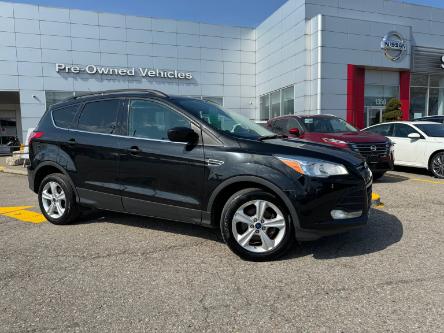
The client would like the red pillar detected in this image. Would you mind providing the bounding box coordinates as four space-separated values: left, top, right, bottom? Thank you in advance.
399 71 410 120
346 64 365 129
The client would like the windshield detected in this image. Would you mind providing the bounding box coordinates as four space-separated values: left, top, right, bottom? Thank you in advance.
301 116 358 133
415 124 444 137
172 98 274 139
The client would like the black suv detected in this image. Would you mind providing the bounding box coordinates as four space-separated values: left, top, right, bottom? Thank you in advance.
28 89 372 261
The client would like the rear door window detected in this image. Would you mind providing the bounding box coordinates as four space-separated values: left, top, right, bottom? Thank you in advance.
365 123 393 136
77 99 120 134
52 105 79 129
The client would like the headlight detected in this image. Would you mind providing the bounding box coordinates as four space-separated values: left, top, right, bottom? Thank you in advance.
275 155 349 178
322 138 347 145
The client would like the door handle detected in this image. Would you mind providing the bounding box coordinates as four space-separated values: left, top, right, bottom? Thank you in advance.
67 138 76 144
128 146 141 155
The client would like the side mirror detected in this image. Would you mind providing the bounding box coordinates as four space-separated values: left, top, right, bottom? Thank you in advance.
407 132 421 139
167 127 198 143
288 128 301 137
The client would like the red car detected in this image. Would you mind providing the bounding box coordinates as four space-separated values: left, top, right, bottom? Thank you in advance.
267 115 394 179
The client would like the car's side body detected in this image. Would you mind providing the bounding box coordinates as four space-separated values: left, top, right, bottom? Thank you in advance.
363 121 444 169
28 90 373 259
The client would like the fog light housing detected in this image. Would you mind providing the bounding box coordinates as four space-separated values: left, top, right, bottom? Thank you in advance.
331 209 362 220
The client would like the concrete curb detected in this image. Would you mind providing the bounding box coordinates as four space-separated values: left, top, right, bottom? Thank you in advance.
0 166 28 176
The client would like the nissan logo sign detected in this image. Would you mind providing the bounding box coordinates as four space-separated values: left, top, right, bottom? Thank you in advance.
381 31 407 61
370 145 377 152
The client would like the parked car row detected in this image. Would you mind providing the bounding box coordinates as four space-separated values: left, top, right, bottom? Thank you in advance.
267 115 444 179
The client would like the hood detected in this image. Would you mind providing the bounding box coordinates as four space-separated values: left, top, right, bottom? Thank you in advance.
246 137 365 167
303 130 387 143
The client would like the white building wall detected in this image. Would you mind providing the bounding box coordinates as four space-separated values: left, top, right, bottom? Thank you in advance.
255 0 305 117
0 1 256 140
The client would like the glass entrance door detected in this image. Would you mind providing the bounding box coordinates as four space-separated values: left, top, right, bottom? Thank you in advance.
365 107 384 127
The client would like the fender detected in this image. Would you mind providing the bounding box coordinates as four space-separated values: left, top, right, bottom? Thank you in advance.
33 161 80 202
207 175 301 230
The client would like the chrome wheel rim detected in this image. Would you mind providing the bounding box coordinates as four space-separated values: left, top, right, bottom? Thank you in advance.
231 200 286 253
41 181 66 219
432 153 444 178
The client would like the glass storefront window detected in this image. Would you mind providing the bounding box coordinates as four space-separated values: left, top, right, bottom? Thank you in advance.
260 85 294 120
281 86 294 115
410 87 427 119
202 96 223 106
364 85 398 107
429 75 444 88
410 74 444 117
428 88 444 116
260 95 270 120
270 91 280 118
411 74 428 87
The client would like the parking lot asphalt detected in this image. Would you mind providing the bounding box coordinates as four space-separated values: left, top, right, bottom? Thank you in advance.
0 169 443 332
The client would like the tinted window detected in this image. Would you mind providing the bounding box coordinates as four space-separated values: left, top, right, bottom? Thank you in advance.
415 124 444 137
77 100 120 134
128 100 191 140
301 117 358 133
286 118 303 132
393 124 418 138
172 98 273 139
365 123 393 136
52 105 78 129
272 119 286 134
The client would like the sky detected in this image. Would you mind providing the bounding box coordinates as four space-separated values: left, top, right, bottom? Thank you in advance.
5 0 444 27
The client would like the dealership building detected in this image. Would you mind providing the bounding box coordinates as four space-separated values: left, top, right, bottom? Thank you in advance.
1 0 444 142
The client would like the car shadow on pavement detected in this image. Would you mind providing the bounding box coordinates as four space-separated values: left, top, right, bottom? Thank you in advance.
80 211 223 242
284 209 403 260
80 208 402 262
374 173 409 184
394 166 432 177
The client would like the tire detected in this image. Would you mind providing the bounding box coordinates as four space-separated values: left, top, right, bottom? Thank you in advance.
220 188 294 261
372 172 385 180
38 173 80 225
429 152 444 179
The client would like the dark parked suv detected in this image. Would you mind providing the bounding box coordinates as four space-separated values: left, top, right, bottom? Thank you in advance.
28 89 372 260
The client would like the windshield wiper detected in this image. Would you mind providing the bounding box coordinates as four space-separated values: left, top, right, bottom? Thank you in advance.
258 134 287 141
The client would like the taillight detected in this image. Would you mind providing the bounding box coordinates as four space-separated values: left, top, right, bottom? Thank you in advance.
28 131 44 145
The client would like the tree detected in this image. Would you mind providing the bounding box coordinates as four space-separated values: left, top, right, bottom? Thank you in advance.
383 98 403 122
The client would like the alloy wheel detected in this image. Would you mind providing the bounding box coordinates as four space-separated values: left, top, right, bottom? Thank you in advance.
231 200 286 253
432 153 444 178
41 181 66 219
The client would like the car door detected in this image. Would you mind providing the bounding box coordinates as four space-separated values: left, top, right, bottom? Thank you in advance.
67 98 125 211
118 98 206 224
390 123 427 166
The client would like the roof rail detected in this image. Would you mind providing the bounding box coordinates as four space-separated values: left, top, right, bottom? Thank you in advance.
69 89 169 100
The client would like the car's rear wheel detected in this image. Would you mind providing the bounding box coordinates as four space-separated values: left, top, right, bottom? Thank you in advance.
220 188 294 261
38 173 80 225
430 152 444 179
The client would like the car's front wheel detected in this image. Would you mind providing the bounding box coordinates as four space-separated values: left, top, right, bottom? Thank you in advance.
38 173 80 225
220 188 294 261
430 152 444 179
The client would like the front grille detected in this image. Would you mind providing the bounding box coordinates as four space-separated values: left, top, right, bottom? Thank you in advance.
350 142 390 157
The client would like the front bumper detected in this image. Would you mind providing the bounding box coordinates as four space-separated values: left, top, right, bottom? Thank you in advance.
285 172 372 241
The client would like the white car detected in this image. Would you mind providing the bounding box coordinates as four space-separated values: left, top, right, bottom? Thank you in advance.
364 121 444 178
